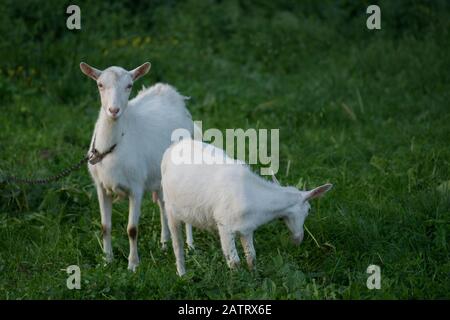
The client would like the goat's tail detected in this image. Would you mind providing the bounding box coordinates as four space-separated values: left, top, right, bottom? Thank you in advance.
137 84 147 96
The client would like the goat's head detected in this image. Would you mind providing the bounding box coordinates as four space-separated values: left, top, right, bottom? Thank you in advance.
272 173 332 245
79 62 151 120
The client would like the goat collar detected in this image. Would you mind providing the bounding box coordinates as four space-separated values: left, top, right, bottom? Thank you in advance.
88 134 117 165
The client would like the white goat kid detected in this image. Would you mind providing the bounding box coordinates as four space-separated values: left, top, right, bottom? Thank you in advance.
80 62 194 271
161 139 332 276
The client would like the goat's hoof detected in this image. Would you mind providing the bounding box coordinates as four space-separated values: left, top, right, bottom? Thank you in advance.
127 257 139 272
103 254 113 264
228 260 241 270
127 262 139 272
161 242 168 251
187 243 195 251
177 268 186 277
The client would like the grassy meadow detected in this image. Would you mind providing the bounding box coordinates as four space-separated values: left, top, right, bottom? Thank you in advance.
0 0 449 299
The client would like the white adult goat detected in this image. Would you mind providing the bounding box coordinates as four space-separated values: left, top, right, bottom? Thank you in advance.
161 139 332 276
80 62 194 271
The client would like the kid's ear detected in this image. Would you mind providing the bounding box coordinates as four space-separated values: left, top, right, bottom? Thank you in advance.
304 183 333 202
80 62 102 80
129 62 151 81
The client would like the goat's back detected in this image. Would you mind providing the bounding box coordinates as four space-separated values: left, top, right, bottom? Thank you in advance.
161 139 289 231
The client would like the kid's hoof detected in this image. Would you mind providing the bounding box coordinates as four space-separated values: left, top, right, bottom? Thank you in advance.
247 260 255 271
127 262 139 272
228 260 241 270
104 254 113 264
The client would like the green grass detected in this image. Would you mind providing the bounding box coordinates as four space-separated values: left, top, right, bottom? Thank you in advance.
0 0 449 299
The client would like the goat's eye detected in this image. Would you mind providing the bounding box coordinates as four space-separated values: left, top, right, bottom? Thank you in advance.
126 84 132 89
97 83 103 88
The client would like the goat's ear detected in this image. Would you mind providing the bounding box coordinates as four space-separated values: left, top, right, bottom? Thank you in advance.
80 62 102 80
303 183 333 202
130 62 151 81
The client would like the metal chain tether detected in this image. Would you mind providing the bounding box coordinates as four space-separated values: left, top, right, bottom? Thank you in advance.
0 155 89 185
0 134 117 186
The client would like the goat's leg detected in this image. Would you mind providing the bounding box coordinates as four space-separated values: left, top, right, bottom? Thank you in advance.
156 190 194 250
127 190 143 272
240 232 256 270
166 206 185 276
156 189 170 250
97 184 113 263
218 226 240 269
185 223 194 250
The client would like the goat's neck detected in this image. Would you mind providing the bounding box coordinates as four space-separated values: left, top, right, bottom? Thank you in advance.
93 109 124 152
257 187 299 225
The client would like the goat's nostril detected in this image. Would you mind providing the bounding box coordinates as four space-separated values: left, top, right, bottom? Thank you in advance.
109 108 120 115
